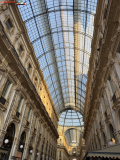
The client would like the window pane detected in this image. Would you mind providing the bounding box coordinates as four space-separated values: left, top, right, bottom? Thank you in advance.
19 46 23 54
6 19 12 30
2 79 11 98
27 108 31 121
17 95 23 112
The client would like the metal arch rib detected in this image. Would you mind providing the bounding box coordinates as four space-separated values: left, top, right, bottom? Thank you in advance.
42 61 89 72
40 0 65 110
31 31 92 44
52 93 85 103
45 71 87 82
24 9 95 23
49 85 86 94
37 47 90 60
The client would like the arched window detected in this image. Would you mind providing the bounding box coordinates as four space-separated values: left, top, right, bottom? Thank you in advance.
110 124 114 139
2 123 15 159
73 148 76 156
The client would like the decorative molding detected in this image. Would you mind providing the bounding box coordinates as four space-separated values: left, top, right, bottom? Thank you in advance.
3 14 15 36
13 29 22 45
0 3 9 14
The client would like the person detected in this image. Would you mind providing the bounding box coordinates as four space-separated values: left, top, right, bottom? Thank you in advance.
112 138 115 145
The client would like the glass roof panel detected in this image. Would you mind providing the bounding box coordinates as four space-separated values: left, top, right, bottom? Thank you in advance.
18 0 97 115
58 110 84 129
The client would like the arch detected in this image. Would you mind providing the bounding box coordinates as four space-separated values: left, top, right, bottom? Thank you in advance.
2 123 16 159
20 131 26 144
7 121 18 138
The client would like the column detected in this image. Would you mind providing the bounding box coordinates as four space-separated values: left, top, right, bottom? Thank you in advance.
9 138 21 159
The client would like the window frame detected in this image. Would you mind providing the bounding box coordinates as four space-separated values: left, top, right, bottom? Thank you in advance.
2 78 12 100
16 95 24 113
4 15 15 35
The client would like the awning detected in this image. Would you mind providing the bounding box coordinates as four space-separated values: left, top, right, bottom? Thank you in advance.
87 144 120 159
0 148 9 154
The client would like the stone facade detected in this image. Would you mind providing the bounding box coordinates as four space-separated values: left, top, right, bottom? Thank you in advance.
83 0 120 153
0 1 59 160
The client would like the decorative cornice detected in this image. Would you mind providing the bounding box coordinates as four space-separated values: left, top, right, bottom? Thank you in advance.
0 3 9 14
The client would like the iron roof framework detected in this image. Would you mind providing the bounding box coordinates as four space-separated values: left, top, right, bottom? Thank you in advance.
18 0 97 115
65 128 81 147
58 109 84 127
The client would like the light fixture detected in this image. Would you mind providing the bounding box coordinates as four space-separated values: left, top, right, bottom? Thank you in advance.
109 141 113 146
4 139 9 144
30 150 33 153
37 153 39 156
20 145 23 149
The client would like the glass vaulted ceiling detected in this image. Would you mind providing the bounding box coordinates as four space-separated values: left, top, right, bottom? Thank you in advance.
59 110 84 128
65 128 81 147
18 0 97 115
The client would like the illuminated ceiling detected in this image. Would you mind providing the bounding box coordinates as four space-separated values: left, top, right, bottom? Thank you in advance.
18 0 97 116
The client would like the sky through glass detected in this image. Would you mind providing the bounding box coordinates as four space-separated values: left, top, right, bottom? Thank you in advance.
18 0 97 125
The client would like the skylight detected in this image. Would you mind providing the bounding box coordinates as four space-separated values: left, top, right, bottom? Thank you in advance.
18 0 97 115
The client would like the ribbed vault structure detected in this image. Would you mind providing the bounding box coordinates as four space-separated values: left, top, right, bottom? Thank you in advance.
18 0 97 116
65 128 81 147
58 110 84 128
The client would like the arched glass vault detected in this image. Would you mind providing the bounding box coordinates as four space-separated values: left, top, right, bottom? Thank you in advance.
65 128 81 147
18 0 97 115
59 109 84 127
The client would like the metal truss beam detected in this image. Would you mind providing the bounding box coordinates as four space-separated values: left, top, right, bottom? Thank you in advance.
24 8 95 23
31 30 92 44
37 47 90 59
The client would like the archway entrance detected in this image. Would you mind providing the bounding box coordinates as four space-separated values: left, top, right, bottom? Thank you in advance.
2 123 15 160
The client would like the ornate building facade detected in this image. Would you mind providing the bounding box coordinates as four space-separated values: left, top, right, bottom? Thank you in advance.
83 0 120 154
0 1 59 159
1 0 120 160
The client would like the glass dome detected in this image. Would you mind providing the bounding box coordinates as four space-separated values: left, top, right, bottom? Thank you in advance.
58 110 84 127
